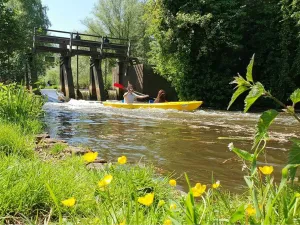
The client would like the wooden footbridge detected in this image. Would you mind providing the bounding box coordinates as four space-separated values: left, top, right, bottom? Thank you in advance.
29 28 135 100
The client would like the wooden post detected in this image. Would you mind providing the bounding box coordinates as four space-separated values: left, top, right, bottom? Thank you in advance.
89 56 105 101
59 56 75 99
59 57 65 94
28 53 37 91
25 54 30 90
59 42 75 99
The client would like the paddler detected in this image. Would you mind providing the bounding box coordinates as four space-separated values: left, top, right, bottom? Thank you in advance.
123 85 149 103
154 89 167 103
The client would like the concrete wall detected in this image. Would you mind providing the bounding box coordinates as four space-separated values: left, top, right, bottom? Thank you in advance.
112 64 178 101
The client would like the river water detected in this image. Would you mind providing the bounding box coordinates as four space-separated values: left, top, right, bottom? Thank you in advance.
43 98 299 192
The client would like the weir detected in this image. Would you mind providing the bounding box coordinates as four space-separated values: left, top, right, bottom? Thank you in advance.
30 28 135 100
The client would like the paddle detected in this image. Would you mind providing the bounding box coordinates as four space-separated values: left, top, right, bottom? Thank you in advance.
113 83 154 99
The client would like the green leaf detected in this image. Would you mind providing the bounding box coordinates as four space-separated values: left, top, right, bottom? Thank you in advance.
184 173 198 224
244 82 265 112
229 205 245 223
246 54 255 83
287 139 300 181
227 85 249 110
244 176 254 189
230 74 248 86
279 164 300 192
230 144 254 162
252 188 262 219
253 110 279 147
290 89 300 105
185 191 197 224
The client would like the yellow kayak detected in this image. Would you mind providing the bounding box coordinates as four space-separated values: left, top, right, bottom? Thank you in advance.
103 101 203 111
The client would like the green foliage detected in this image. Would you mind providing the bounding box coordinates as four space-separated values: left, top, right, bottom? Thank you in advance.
83 0 149 62
229 205 245 223
0 0 50 83
43 66 60 86
226 106 300 224
244 82 265 112
227 74 251 110
0 123 34 157
0 0 22 80
145 0 300 107
287 139 300 180
290 89 300 106
228 55 266 112
229 143 254 162
254 110 279 147
0 83 44 133
227 57 300 224
0 153 177 224
246 54 255 83
184 173 198 224
49 143 67 155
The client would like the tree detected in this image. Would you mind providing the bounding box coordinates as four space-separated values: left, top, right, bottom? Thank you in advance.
83 0 149 61
145 0 246 106
145 0 300 108
0 0 50 83
0 0 21 81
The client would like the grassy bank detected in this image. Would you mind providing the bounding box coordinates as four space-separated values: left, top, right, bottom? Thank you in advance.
1 83 300 224
0 155 176 224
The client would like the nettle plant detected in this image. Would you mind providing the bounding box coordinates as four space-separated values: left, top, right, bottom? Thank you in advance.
227 54 300 224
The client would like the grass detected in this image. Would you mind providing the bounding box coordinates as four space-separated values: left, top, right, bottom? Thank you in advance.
2 145 299 224
0 83 44 134
0 123 35 158
49 143 67 155
0 155 177 224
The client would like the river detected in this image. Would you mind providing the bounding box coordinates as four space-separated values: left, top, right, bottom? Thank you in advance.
43 98 299 192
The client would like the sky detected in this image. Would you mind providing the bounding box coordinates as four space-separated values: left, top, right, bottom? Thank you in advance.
41 0 97 32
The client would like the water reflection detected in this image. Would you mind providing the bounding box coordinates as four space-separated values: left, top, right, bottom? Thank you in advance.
43 100 299 192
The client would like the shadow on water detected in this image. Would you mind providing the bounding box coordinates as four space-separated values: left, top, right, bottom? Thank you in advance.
43 99 299 193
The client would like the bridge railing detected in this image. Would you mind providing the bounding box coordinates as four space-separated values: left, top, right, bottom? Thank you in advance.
33 28 131 59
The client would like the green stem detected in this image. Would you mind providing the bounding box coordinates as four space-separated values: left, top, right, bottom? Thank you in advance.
265 92 300 123
107 189 119 225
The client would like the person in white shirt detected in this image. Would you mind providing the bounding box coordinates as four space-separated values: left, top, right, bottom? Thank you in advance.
123 85 149 103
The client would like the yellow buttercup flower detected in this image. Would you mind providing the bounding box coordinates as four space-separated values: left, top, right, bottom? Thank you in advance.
170 203 177 210
158 199 165 207
119 220 126 225
212 180 220 189
138 193 154 206
245 205 256 216
259 166 274 175
61 197 76 207
163 219 172 225
191 183 206 197
169 179 176 187
83 151 98 163
118 156 127 164
98 174 113 188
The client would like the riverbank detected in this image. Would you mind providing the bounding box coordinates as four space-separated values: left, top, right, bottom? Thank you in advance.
1 84 300 224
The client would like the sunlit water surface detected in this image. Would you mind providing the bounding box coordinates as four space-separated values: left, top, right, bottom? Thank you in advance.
43 99 299 192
